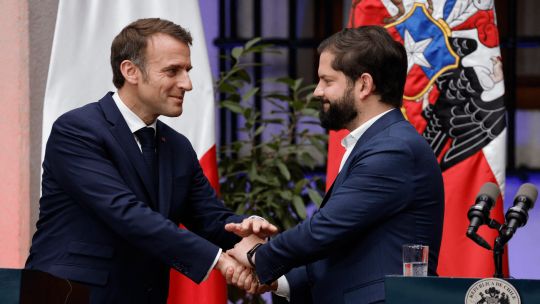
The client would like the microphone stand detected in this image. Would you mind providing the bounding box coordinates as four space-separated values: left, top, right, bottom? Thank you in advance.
493 223 516 278
493 236 505 278
466 217 506 278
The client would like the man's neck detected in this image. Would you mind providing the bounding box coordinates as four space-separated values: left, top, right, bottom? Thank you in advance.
117 87 157 125
346 102 394 131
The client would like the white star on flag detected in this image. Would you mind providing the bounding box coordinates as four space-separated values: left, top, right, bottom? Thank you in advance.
404 29 432 73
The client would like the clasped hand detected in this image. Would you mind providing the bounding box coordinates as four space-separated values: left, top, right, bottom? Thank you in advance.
214 217 278 294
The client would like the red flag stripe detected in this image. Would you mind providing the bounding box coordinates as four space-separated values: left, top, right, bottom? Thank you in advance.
168 145 227 304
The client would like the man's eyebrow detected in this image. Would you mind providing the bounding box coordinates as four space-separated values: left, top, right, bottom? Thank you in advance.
162 64 193 71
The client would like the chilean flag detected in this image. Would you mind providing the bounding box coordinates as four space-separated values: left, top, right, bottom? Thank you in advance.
327 0 508 277
42 0 226 303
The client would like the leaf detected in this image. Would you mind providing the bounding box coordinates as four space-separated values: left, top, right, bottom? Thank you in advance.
247 43 275 53
235 203 246 214
298 84 317 94
254 125 265 136
236 69 251 82
279 190 292 200
231 46 244 60
293 78 304 92
276 161 291 180
248 161 258 180
307 188 323 207
245 37 262 50
276 77 295 87
292 195 307 219
218 82 238 95
266 93 292 102
265 98 288 111
242 87 260 101
221 101 244 115
308 136 327 152
300 108 319 117
299 152 317 167
244 107 252 119
294 179 309 193
292 100 304 111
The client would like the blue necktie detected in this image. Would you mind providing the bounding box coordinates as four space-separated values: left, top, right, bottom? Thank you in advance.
135 127 158 206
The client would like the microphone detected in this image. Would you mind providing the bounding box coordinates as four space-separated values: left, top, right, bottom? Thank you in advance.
466 182 500 249
502 183 538 240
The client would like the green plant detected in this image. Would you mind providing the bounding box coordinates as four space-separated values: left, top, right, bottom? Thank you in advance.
216 38 327 303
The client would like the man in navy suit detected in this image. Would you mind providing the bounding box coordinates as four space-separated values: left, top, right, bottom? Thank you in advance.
227 26 445 303
25 18 272 303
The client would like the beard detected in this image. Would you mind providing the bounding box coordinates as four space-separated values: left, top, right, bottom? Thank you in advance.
319 86 358 131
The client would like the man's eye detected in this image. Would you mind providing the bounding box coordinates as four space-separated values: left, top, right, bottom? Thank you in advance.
165 69 176 76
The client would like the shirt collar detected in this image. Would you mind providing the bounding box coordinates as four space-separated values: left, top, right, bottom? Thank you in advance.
341 108 393 149
112 91 157 133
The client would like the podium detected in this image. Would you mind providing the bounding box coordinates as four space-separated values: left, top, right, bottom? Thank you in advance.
0 268 90 304
385 275 540 303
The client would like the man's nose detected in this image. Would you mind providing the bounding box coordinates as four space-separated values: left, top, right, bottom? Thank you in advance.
178 73 193 91
313 84 323 97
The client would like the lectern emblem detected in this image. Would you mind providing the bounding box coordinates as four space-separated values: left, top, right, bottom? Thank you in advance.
465 278 520 304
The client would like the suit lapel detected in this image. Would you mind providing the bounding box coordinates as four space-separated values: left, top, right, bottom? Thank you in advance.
156 121 172 217
99 92 158 208
319 109 405 209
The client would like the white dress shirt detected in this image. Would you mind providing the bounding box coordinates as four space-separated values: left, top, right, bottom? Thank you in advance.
274 108 393 301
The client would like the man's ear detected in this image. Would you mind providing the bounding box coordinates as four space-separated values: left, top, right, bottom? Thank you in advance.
355 73 375 100
120 60 140 85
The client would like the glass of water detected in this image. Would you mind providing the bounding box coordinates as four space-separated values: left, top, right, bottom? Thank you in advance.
402 244 429 276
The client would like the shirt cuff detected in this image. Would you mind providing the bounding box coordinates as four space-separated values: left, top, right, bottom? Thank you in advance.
274 275 290 301
201 248 222 282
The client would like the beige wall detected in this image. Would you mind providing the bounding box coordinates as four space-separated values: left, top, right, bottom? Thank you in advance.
0 0 57 268
0 0 31 267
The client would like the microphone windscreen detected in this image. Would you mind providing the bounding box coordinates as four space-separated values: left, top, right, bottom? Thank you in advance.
478 182 500 202
515 183 538 209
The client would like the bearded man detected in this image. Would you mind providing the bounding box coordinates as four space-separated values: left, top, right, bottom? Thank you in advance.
226 26 445 304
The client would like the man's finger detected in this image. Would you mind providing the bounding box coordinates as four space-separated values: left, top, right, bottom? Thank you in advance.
245 274 257 293
224 223 236 232
224 267 234 284
241 219 251 232
231 265 244 284
237 268 250 289
252 221 261 234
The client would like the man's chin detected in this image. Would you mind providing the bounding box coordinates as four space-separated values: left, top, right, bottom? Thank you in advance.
162 109 183 118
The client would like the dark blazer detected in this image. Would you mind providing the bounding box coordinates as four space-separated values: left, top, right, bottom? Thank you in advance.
26 92 244 303
255 109 445 304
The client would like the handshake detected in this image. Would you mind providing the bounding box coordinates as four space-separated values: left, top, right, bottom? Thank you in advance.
214 218 279 294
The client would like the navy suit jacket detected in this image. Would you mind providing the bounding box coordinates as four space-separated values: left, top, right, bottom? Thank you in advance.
255 109 444 304
26 92 245 303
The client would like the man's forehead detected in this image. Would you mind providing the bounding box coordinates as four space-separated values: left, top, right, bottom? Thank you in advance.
319 50 335 64
318 51 338 75
144 33 191 66
145 33 190 53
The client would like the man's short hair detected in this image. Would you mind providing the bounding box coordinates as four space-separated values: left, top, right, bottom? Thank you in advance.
110 18 192 88
317 26 407 108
